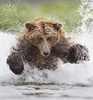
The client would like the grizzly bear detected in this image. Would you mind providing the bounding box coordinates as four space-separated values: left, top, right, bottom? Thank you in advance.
7 17 89 75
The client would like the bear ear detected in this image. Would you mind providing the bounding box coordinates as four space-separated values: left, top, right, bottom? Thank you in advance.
25 22 36 32
53 22 62 31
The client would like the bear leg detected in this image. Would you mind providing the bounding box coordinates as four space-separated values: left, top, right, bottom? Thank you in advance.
7 52 24 75
67 44 89 63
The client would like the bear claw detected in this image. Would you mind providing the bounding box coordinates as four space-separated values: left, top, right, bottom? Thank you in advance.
7 52 24 75
67 44 89 63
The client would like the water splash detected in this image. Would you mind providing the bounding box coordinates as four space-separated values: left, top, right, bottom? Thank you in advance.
0 32 18 83
74 0 93 34
0 0 93 85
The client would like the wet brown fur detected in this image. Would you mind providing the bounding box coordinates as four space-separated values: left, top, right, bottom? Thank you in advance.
16 17 71 70
7 17 89 75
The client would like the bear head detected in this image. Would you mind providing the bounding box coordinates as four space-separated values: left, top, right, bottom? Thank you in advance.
24 17 63 57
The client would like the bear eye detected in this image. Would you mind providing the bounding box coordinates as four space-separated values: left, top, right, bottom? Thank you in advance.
47 37 52 42
37 37 43 42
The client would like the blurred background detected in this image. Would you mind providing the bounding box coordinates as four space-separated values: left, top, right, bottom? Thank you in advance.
0 0 81 33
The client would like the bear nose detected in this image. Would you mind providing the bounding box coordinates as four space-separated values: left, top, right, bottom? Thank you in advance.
43 51 49 56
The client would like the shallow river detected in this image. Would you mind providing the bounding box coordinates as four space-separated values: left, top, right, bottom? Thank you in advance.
0 0 93 100
1 83 93 100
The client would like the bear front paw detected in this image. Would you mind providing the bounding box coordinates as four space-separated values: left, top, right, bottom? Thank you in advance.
7 52 24 75
75 44 89 61
67 44 90 63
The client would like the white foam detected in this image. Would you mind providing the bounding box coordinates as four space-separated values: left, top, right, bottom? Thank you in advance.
0 32 18 82
0 32 93 84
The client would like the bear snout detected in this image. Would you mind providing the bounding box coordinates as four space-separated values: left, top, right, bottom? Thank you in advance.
43 50 50 56
40 41 50 56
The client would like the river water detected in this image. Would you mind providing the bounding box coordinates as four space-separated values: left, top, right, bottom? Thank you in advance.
0 0 93 100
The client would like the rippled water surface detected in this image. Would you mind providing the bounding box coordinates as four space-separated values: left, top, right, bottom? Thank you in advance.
1 83 93 100
0 0 93 100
